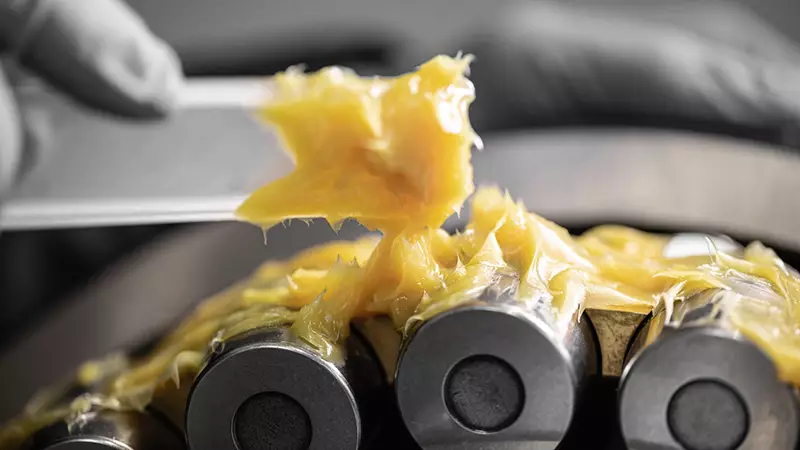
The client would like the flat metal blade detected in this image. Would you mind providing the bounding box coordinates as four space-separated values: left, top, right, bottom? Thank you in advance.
1 78 292 230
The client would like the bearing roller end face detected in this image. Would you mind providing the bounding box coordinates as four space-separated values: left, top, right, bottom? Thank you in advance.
619 327 799 450
186 328 377 450
395 305 597 450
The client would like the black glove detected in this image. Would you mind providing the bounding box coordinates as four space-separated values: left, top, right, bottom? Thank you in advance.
0 0 183 199
466 1 800 146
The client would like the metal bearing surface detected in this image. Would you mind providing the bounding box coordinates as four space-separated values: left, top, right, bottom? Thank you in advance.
35 439 132 450
619 326 799 450
185 331 360 450
27 410 185 450
395 304 596 450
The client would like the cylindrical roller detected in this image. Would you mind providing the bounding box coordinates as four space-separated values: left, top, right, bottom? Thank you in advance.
395 282 599 450
20 370 186 450
619 289 800 450
185 325 385 450
25 408 185 450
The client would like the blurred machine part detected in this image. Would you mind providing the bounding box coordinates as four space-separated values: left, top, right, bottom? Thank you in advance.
619 289 800 450
118 0 800 151
395 277 598 450
123 0 800 77
185 325 385 450
17 358 190 450
25 409 184 450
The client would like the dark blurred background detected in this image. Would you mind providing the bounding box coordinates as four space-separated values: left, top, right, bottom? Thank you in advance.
2 0 800 376
130 0 800 76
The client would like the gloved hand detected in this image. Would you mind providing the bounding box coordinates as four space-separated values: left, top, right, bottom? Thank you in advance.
0 0 183 200
466 1 800 147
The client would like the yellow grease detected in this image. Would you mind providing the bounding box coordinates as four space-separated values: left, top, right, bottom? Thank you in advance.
4 54 800 449
235 53 800 383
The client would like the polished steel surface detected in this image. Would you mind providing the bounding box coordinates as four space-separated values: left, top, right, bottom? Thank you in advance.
27 410 184 450
395 280 598 450
620 290 800 450
186 326 384 450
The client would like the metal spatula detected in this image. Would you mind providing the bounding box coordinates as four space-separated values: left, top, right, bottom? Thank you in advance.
1 78 291 230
